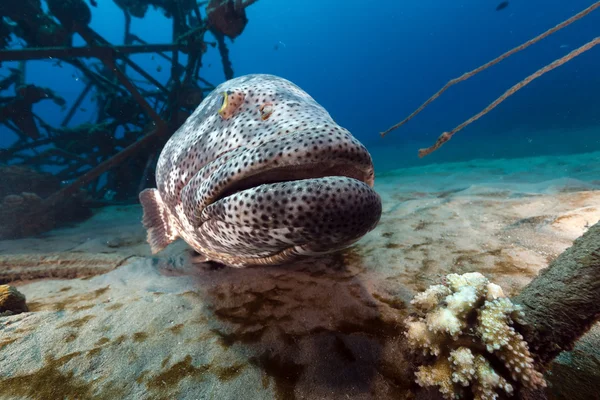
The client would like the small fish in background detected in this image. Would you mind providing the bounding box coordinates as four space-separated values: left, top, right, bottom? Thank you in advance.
559 44 570 49
496 1 509 11
274 41 287 51
156 65 162 72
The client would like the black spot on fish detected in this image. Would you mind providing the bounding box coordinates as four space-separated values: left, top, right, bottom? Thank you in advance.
496 1 509 11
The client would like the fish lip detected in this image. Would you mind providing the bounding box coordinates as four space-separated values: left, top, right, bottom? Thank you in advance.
198 174 382 265
187 128 376 214
210 160 374 206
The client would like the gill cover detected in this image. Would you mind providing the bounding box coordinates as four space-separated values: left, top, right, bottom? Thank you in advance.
218 90 245 119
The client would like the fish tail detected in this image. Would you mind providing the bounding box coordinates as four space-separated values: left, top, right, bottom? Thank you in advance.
139 189 179 254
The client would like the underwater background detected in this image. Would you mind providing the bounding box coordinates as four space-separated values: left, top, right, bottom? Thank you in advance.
1 1 600 399
2 0 599 170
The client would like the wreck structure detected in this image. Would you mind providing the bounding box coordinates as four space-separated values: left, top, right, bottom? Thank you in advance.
0 0 259 239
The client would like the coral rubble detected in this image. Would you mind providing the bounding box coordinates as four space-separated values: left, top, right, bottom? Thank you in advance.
0 285 28 317
405 272 545 400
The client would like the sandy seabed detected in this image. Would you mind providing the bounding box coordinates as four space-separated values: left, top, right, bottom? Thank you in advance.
0 151 599 400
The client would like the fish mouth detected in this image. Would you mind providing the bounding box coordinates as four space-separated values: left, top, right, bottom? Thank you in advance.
196 163 382 266
211 161 373 205
188 131 382 266
180 128 377 225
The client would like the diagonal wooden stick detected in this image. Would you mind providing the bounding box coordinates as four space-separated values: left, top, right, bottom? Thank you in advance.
417 37 600 158
379 1 600 138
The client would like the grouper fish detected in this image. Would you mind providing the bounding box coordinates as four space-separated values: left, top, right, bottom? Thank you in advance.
139 74 382 267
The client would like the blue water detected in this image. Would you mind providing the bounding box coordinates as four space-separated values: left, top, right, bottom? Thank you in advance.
1 0 599 171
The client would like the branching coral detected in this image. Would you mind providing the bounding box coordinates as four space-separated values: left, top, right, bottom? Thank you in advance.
405 272 546 400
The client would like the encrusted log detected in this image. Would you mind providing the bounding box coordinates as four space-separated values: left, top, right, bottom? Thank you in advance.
514 221 600 366
0 253 132 284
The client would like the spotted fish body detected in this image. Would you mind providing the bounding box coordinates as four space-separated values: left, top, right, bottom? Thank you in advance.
140 74 381 267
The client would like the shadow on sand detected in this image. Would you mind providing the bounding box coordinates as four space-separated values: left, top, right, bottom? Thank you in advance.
167 250 419 400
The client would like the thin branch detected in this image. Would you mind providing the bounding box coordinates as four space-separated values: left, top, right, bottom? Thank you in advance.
0 43 186 62
418 37 600 158
380 1 600 138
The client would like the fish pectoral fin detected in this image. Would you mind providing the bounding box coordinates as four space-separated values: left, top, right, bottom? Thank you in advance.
188 250 211 264
188 250 226 269
139 189 179 254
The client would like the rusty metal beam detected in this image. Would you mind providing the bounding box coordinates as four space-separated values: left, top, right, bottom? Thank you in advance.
74 24 167 129
38 123 171 213
103 56 166 128
0 43 184 62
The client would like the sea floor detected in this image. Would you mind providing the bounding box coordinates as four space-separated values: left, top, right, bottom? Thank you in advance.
1 151 599 400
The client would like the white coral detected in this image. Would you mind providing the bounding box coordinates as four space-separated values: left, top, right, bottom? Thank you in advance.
449 347 475 387
405 272 545 400
427 307 464 338
411 284 451 312
415 358 456 399
446 285 478 318
485 283 505 301
405 317 442 356
446 272 487 294
478 298 545 388
472 355 514 400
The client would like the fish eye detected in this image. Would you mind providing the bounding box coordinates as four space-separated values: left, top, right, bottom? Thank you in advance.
218 92 228 114
259 102 274 120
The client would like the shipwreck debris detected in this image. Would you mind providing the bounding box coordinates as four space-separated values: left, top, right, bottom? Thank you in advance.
0 0 261 238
